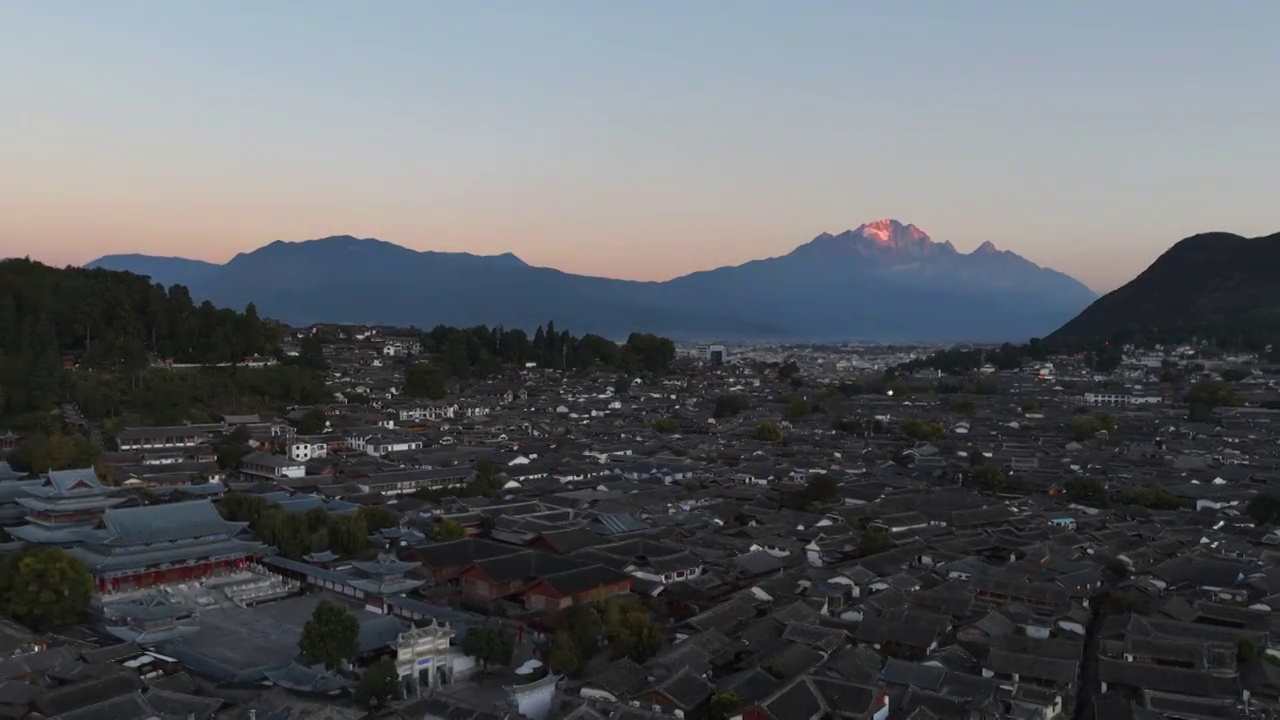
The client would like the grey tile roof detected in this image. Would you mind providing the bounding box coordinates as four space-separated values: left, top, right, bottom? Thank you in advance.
100 499 249 546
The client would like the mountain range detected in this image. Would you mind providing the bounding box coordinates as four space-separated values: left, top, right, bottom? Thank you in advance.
86 219 1097 341
1048 230 1280 348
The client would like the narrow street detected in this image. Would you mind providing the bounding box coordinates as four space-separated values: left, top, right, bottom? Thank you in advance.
1073 592 1108 720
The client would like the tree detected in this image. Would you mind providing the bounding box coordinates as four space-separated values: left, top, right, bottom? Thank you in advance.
1064 478 1111 508
1068 413 1117 441
857 527 893 557
969 467 1008 492
1247 495 1280 525
298 599 359 670
0 260 284 415
295 407 328 435
328 514 369 557
354 658 402 709
604 604 663 663
0 548 94 631
6 432 99 474
460 625 514 673
548 630 584 676
296 334 328 372
429 518 468 542
1126 483 1182 511
652 417 680 434
755 422 783 442
1187 380 1242 410
713 394 750 419
1239 637 1263 663
804 475 840 504
621 333 676 375
900 419 944 442
467 459 501 498
357 505 399 533
1221 368 1251 383
217 491 270 523
403 362 448 399
711 691 742 720
783 398 821 422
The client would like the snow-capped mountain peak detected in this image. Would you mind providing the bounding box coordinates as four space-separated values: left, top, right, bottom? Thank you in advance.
853 218 932 246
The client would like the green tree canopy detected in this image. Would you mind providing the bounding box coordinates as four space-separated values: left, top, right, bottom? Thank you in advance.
429 518 468 542
357 505 399 533
1247 495 1280 525
403 362 448 399
713 394 750 419
354 658 402 709
548 630 584 676
804 475 841 504
295 407 329 434
5 432 99 474
1221 368 1251 383
298 599 359 670
755 422 784 442
1064 478 1111 508
1187 379 1242 406
783 398 822 422
460 625 515 672
711 691 742 720
652 417 680 434
1068 412 1117 441
900 419 944 442
1126 483 1182 511
0 259 283 417
604 600 663 663
0 548 94 631
857 528 893 557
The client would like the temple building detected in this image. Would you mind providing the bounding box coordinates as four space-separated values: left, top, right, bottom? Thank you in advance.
68 500 268 594
5 468 268 593
349 552 425 612
7 468 126 544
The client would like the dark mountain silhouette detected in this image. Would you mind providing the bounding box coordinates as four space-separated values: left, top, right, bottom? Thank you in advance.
86 254 221 289
1048 230 1280 348
84 221 1096 341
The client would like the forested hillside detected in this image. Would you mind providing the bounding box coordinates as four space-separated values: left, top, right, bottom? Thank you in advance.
0 259 282 417
1048 230 1280 349
419 323 676 377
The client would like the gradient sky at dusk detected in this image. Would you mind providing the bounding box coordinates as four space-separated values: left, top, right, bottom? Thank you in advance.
3 1 1277 292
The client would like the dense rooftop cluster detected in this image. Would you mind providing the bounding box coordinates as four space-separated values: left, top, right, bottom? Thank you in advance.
4 326 1280 719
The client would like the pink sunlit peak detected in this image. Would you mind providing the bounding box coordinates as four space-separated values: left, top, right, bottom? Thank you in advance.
853 219 933 246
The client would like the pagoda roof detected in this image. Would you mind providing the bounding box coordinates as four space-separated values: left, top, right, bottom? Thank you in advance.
0 462 27 482
100 500 249 546
0 479 42 502
351 551 417 577
375 526 426 542
7 523 90 544
262 662 352 694
69 537 266 571
303 550 339 563
26 468 112 499
17 495 128 513
175 482 226 497
348 577 425 596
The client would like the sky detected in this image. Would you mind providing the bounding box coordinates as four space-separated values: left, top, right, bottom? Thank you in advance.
2 1 1277 293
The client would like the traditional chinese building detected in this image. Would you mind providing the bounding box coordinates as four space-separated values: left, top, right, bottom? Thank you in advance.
349 552 425 613
66 499 268 594
8 468 126 544
392 620 459 696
